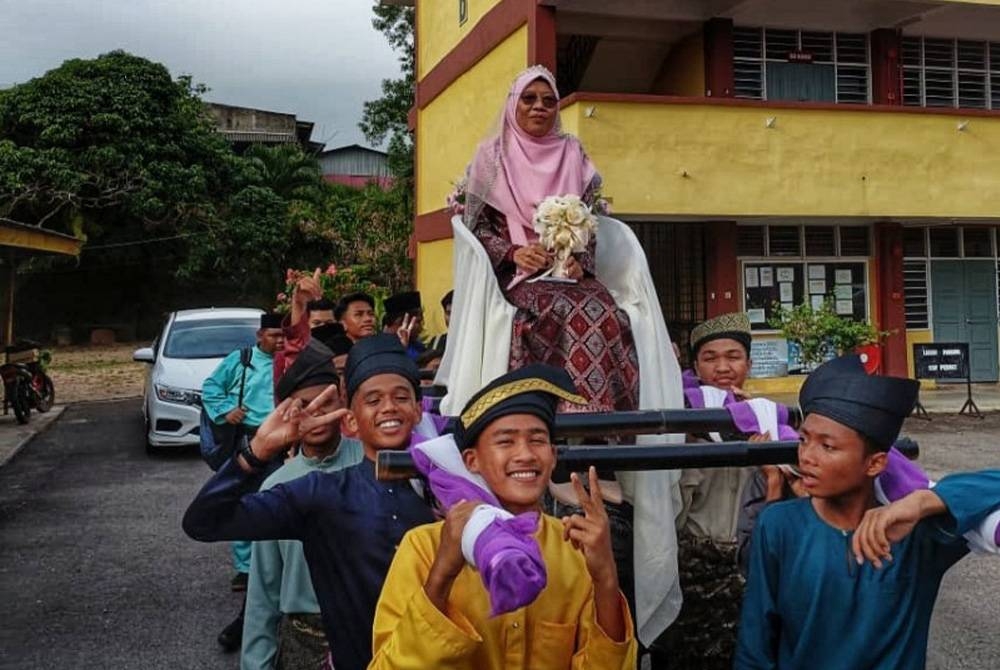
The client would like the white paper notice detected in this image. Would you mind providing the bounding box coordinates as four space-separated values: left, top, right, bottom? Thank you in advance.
776 267 795 283
779 282 793 302
759 267 774 287
781 301 794 311
835 269 852 284
808 279 826 294
836 299 853 315
834 284 852 300
747 308 767 324
808 265 826 280
811 295 825 310
745 267 759 288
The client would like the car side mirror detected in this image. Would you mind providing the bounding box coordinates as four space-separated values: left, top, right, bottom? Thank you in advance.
132 347 155 364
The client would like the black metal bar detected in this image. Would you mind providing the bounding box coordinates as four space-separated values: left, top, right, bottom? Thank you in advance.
376 438 919 481
551 408 803 438
418 405 805 438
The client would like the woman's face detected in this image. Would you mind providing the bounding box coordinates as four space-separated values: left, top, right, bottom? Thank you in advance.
515 79 558 138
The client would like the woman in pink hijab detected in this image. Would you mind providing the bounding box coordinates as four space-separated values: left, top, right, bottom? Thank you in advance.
462 65 640 415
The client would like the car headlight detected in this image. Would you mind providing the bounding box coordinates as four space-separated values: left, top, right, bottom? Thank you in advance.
154 384 202 407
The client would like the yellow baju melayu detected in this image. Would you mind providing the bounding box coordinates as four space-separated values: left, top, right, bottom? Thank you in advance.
368 514 637 670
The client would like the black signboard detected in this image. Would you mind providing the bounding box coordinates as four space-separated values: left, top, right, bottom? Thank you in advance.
911 342 982 418
913 342 968 380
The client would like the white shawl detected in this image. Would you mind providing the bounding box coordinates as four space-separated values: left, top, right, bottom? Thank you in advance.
435 215 685 645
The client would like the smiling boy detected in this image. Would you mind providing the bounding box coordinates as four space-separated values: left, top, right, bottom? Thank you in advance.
183 335 435 670
368 364 636 669
735 355 1000 669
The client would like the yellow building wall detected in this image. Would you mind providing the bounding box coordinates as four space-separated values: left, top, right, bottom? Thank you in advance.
416 239 456 337
417 0 505 79
416 25 527 216
561 101 1000 218
651 32 704 97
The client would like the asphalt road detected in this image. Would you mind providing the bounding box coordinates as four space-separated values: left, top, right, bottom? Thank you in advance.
0 400 997 669
0 399 242 670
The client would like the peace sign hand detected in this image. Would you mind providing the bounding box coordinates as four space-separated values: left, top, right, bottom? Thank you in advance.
396 314 415 347
561 466 619 588
249 385 347 461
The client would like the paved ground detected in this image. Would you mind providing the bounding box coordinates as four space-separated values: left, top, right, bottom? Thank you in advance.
0 399 241 670
0 399 997 668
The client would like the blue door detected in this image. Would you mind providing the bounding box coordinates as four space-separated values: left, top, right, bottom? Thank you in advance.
930 260 999 382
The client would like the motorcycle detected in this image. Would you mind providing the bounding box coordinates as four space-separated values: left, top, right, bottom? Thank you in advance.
1 340 55 424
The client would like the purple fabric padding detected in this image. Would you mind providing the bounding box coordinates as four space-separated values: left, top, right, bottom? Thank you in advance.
994 520 1000 547
419 398 450 435
474 513 546 615
430 413 449 434
682 369 701 389
409 444 546 615
684 387 706 409
878 446 931 502
727 401 759 434
409 448 498 508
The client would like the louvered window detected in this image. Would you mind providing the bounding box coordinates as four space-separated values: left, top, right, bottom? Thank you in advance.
768 226 801 256
736 225 766 256
903 260 930 329
902 36 1000 110
733 27 764 99
805 226 836 256
732 26 870 104
839 226 871 257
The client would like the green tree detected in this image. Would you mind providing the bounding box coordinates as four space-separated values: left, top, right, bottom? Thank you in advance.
359 5 414 183
0 51 236 240
242 144 324 204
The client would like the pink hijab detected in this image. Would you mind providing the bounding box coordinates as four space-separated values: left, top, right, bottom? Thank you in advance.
465 66 597 255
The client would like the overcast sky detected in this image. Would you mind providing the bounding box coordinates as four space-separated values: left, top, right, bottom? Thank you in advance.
0 0 403 148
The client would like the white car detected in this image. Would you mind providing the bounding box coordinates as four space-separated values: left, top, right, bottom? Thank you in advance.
133 307 263 452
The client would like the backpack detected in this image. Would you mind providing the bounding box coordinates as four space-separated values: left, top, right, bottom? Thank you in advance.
199 347 254 471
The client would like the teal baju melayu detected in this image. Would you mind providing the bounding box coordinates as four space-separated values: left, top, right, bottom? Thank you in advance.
240 439 365 670
202 345 276 574
202 346 276 428
736 470 1000 670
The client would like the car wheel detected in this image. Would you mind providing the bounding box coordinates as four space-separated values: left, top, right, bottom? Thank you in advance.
143 412 158 456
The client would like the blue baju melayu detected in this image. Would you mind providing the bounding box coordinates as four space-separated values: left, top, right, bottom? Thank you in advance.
736 470 1000 670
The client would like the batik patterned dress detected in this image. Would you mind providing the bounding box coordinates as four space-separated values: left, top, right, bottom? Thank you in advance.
471 189 640 413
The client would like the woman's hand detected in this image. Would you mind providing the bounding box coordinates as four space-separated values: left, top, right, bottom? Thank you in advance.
513 243 550 274
564 256 584 280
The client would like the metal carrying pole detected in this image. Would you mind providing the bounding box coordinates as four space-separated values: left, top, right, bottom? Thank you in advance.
376 438 920 481
415 406 804 439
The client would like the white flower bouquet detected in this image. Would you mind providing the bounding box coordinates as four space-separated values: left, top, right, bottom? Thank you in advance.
531 194 598 282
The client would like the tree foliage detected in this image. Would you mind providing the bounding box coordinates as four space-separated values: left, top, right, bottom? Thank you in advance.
3 50 415 308
360 5 415 184
0 51 236 239
770 299 889 368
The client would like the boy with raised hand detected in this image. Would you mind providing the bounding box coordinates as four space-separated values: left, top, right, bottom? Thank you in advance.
736 355 1000 669
183 335 435 670
241 339 364 670
369 364 636 670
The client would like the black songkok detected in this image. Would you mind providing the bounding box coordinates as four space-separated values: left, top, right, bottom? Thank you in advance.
344 334 421 402
441 290 454 309
275 339 341 401
260 312 284 329
689 312 752 357
454 364 587 450
311 323 353 356
799 354 919 449
384 291 422 316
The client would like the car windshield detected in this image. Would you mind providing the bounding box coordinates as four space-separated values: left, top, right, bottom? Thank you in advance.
163 317 259 359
